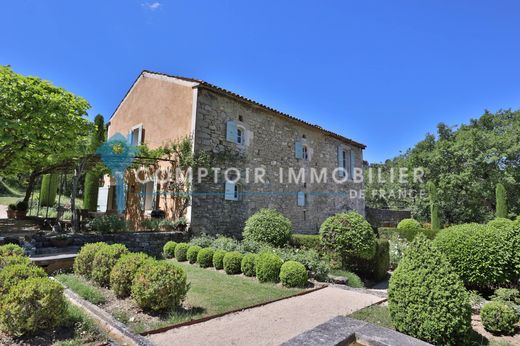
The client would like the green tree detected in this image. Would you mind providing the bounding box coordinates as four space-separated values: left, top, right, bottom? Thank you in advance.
0 65 91 201
39 174 58 207
427 181 441 230
495 183 507 218
83 115 105 211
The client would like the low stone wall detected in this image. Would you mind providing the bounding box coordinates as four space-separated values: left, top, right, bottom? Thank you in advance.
365 207 411 228
33 231 188 257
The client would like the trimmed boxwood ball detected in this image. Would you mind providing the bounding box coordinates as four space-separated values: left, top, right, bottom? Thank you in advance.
487 217 513 232
242 208 292 247
319 211 376 261
197 248 214 268
256 252 283 283
241 254 257 277
223 251 243 275
74 242 109 278
388 234 471 345
0 255 31 269
213 250 226 269
131 260 189 312
162 241 177 259
174 243 190 262
91 244 129 287
279 261 308 288
397 218 421 230
0 264 46 295
480 301 518 335
0 277 67 336
433 223 511 290
110 252 151 298
187 245 202 264
0 244 24 257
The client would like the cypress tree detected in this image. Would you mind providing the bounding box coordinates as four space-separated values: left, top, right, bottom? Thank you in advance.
39 174 59 207
495 183 507 218
83 115 105 211
427 181 441 231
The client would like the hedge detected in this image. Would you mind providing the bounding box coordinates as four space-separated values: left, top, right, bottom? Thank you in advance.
290 234 321 251
256 252 283 283
223 251 243 275
187 245 202 264
213 250 226 270
351 239 389 281
174 243 190 262
73 242 109 278
241 254 257 277
0 264 46 296
162 241 177 259
197 248 214 268
379 227 437 241
91 244 129 287
110 252 151 298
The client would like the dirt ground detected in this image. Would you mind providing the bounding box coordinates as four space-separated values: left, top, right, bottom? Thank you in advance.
147 286 385 346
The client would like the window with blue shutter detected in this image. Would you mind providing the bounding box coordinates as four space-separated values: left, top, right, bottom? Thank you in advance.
295 141 303 159
337 146 346 177
297 191 305 206
127 130 132 145
137 125 143 145
226 120 237 143
224 181 238 201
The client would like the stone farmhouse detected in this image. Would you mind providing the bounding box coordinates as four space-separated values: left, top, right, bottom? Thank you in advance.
100 70 366 235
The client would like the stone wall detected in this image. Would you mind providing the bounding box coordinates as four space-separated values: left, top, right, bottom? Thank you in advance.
33 231 187 257
191 88 365 236
365 207 411 228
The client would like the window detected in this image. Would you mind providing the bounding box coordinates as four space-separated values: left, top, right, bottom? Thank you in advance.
237 127 244 145
302 145 309 160
337 146 355 179
297 191 306 206
128 125 143 146
224 181 240 201
295 141 309 160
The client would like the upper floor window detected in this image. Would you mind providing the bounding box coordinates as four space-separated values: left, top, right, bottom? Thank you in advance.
128 125 143 146
237 127 245 145
337 146 355 179
226 120 246 145
302 145 309 160
224 180 241 201
295 141 309 160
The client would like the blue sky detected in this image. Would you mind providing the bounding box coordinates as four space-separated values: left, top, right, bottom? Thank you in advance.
1 1 519 163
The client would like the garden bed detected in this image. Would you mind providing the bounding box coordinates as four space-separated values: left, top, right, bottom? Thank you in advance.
57 260 304 334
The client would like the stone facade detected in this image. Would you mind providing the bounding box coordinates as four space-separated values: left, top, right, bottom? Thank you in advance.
191 88 365 236
365 207 411 228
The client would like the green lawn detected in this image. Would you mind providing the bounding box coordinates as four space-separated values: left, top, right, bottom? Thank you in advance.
55 274 106 305
329 269 365 288
165 260 303 324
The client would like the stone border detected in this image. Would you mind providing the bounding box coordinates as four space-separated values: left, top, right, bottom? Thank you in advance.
55 279 154 346
282 315 432 346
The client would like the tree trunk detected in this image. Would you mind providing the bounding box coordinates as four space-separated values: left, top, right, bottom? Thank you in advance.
23 172 38 203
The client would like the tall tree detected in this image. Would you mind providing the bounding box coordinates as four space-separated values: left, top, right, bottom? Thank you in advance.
0 65 91 201
427 181 441 230
495 183 508 218
83 115 106 211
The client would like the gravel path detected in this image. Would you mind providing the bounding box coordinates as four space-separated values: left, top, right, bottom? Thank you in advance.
148 286 385 346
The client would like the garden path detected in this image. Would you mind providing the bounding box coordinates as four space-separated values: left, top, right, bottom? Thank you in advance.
147 285 384 346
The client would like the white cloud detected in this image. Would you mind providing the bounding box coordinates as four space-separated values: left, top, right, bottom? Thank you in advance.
142 2 161 11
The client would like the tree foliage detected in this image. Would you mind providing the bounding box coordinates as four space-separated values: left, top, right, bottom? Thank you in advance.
365 109 520 224
495 183 508 218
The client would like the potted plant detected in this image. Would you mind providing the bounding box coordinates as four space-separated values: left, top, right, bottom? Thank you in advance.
15 201 28 219
7 204 16 219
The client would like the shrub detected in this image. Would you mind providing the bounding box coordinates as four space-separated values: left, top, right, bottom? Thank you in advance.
162 241 177 259
320 212 376 262
0 277 66 336
91 244 129 287
187 245 202 264
0 264 46 296
223 251 243 275
280 261 308 288
388 234 471 345
211 236 240 252
74 242 109 278
290 234 321 251
351 239 389 281
343 271 364 288
508 219 520 280
487 217 513 232
0 244 24 257
190 234 215 248
241 254 257 277
158 219 176 231
433 223 511 290
174 243 190 261
0 255 30 269
397 218 421 230
379 227 437 241
110 253 151 298
256 252 283 283
491 288 520 305
480 301 517 335
131 260 189 312
270 247 330 281
242 208 292 247
495 183 508 218
197 248 214 268
141 218 160 231
90 215 127 233
213 250 226 269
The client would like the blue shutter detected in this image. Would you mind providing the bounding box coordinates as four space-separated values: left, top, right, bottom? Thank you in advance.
224 181 237 201
137 125 143 145
337 146 345 177
226 120 237 143
350 150 356 180
295 141 303 159
127 130 132 145
297 191 305 206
